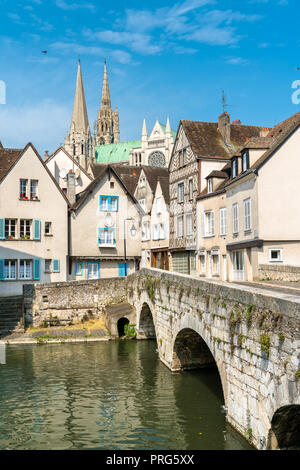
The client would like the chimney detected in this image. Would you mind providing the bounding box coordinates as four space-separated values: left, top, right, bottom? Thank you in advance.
260 127 270 137
66 170 76 205
232 119 241 125
218 112 231 143
44 150 49 159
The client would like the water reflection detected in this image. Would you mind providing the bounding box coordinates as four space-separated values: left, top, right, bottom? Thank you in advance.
0 341 252 450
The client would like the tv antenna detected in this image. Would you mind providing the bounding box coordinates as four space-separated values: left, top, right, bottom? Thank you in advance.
222 90 239 113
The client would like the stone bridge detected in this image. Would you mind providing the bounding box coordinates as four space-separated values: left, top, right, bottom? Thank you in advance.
23 268 300 450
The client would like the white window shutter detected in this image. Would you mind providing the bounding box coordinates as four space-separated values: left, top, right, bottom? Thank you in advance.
201 213 205 238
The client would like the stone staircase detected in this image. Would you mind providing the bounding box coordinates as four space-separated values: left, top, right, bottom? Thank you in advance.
0 296 25 338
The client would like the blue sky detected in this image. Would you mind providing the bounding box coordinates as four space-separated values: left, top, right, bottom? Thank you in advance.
0 0 299 154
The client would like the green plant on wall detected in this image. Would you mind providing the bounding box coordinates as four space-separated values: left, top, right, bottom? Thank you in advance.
124 323 137 338
260 334 270 357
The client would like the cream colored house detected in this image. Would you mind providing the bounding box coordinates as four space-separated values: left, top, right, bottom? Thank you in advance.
0 143 69 296
45 147 93 201
197 111 300 282
149 177 170 270
133 167 169 269
69 164 143 280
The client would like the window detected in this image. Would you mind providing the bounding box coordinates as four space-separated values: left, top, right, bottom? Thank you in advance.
100 196 119 212
75 262 83 276
178 182 184 203
110 182 114 189
220 208 227 236
4 260 17 280
269 249 282 262
142 222 150 241
98 228 116 246
100 196 108 211
30 180 38 199
199 253 206 275
19 260 32 279
20 220 31 239
19 179 27 198
179 151 183 168
177 215 184 238
242 151 249 172
138 199 146 211
212 254 220 276
189 178 193 200
45 222 52 236
207 178 213 194
231 158 238 178
45 260 52 273
110 197 118 212
153 224 159 241
5 219 16 239
244 198 251 231
87 262 100 280
156 197 162 214
233 204 239 234
201 211 215 237
186 213 193 236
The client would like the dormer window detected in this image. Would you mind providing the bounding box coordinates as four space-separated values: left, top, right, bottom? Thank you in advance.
231 158 238 178
207 178 213 194
242 151 249 173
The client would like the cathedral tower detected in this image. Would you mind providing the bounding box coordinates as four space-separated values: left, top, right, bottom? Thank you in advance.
94 61 120 145
64 59 94 170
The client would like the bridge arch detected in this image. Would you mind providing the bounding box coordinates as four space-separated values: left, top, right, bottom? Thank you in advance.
267 405 300 450
117 317 130 337
137 302 157 340
171 325 228 409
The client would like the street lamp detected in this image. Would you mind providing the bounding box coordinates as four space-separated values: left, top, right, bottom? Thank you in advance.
124 218 136 276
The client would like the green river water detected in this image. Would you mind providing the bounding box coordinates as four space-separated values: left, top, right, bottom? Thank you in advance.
0 340 253 450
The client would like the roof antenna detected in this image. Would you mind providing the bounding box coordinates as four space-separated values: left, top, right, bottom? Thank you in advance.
222 90 239 113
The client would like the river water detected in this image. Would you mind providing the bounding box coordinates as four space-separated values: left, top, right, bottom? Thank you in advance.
0 340 252 450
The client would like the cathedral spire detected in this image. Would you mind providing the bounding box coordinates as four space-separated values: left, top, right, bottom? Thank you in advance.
64 59 94 172
101 60 111 108
70 59 89 133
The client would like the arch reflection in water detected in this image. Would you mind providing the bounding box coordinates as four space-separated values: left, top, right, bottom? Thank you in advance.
0 342 253 450
138 303 156 340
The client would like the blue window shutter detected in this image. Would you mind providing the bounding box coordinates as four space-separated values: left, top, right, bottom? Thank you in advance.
0 219 5 240
97 262 100 279
33 219 41 240
52 259 60 273
162 223 166 239
0 259 4 280
33 259 40 281
75 262 82 276
87 262 89 280
119 263 124 277
158 224 161 240
118 263 128 277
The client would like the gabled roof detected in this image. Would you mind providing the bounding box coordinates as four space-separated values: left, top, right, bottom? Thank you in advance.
156 176 170 205
45 146 93 181
0 147 24 182
0 143 70 205
141 166 169 194
180 119 266 160
250 111 300 171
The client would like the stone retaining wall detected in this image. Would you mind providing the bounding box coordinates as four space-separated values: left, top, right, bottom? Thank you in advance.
258 263 300 282
23 278 128 327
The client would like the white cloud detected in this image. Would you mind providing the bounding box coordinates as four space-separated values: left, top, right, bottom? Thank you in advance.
55 0 96 11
